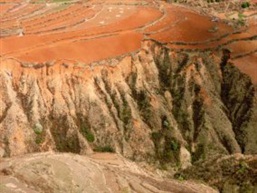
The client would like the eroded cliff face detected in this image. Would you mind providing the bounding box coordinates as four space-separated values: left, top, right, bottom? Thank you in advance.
0 40 256 168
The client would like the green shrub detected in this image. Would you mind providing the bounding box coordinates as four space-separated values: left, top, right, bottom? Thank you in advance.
35 134 44 144
237 161 249 174
175 173 186 181
152 132 162 142
33 123 43 135
241 2 250 8
34 123 44 144
81 126 95 143
170 139 179 151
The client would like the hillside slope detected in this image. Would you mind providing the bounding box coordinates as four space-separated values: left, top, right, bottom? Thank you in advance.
0 0 257 192
1 40 257 165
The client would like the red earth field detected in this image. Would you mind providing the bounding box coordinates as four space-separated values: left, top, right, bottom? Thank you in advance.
0 0 256 82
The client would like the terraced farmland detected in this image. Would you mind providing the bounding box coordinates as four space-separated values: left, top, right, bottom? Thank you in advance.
0 1 256 79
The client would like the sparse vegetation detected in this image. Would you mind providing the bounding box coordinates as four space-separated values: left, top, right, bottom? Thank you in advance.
237 12 246 26
192 144 206 163
33 123 45 144
33 123 43 135
94 145 115 153
50 117 81 153
35 134 44 144
221 64 254 153
176 156 257 193
133 90 152 123
237 160 249 174
155 48 172 90
151 119 181 166
120 93 132 130
241 2 250 8
81 125 95 143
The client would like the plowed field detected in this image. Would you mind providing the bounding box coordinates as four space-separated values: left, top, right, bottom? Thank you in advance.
0 0 256 82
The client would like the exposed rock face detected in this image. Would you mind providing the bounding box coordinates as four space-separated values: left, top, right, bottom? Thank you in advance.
0 41 256 169
0 152 218 193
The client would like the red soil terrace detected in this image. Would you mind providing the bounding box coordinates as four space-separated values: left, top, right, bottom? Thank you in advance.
0 0 256 82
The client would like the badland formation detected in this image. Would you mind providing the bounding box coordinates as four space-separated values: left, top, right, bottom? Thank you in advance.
0 0 257 192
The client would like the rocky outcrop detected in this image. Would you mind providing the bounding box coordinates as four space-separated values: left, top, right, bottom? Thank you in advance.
0 152 218 193
0 40 256 169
